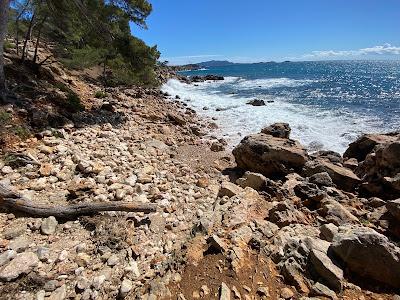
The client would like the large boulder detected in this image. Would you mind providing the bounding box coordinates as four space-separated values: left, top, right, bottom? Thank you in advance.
303 160 360 192
344 133 399 162
309 240 343 291
319 198 359 226
265 225 343 292
261 122 291 139
356 139 400 199
233 134 308 177
331 225 400 288
387 199 400 221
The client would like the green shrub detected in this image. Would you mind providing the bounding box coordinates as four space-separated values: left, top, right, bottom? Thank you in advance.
3 40 14 51
54 82 71 93
61 47 107 70
66 92 84 112
0 111 11 123
14 126 30 139
95 90 107 98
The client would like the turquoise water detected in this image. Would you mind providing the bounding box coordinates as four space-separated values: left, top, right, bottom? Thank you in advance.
162 61 400 153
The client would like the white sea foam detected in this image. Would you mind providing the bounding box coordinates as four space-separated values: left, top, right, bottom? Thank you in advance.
162 78 385 154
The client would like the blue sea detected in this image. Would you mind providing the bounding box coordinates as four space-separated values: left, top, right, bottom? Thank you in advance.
162 61 400 153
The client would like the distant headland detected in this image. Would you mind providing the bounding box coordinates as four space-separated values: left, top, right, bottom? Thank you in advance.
171 60 292 71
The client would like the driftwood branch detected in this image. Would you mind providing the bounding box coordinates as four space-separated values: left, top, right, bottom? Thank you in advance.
0 183 157 218
6 152 41 166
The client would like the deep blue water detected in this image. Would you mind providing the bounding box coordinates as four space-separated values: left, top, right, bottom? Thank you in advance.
163 61 400 153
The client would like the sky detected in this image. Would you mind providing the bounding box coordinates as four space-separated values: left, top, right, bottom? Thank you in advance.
131 0 400 65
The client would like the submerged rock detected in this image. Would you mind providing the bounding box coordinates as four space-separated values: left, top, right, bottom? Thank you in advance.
190 75 224 82
246 99 266 106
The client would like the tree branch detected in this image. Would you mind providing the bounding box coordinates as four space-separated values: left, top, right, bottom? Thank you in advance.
0 183 157 218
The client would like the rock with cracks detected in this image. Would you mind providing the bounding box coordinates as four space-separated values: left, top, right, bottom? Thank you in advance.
331 225 400 288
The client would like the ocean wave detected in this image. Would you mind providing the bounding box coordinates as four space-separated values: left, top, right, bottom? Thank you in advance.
161 79 387 154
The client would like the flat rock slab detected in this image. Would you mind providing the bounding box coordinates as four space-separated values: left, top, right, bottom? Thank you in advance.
0 252 39 281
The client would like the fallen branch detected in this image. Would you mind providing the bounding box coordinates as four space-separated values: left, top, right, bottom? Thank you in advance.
6 152 41 167
38 54 53 66
0 183 157 218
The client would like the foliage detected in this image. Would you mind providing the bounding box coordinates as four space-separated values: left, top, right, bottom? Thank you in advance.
13 125 30 138
0 111 11 123
54 82 84 112
61 47 107 70
3 40 14 51
7 0 160 86
95 90 107 98
65 92 84 113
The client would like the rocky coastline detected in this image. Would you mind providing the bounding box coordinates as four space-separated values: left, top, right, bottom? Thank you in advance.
0 69 399 300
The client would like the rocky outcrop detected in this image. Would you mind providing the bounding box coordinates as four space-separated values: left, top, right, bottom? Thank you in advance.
354 135 400 199
294 182 326 203
303 160 360 192
261 122 291 139
233 134 308 177
246 99 266 106
344 133 399 161
319 198 359 226
331 225 400 288
268 201 310 227
387 198 400 221
189 75 224 82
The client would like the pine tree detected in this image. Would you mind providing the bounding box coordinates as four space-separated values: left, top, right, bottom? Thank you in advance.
1 0 159 97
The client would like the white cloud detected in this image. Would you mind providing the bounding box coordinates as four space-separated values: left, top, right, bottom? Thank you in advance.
293 43 400 60
359 43 400 55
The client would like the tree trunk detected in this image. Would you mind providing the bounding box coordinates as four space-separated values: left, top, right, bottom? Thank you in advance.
0 0 10 100
16 19 20 56
21 12 35 62
16 1 31 56
33 15 47 63
0 183 157 218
